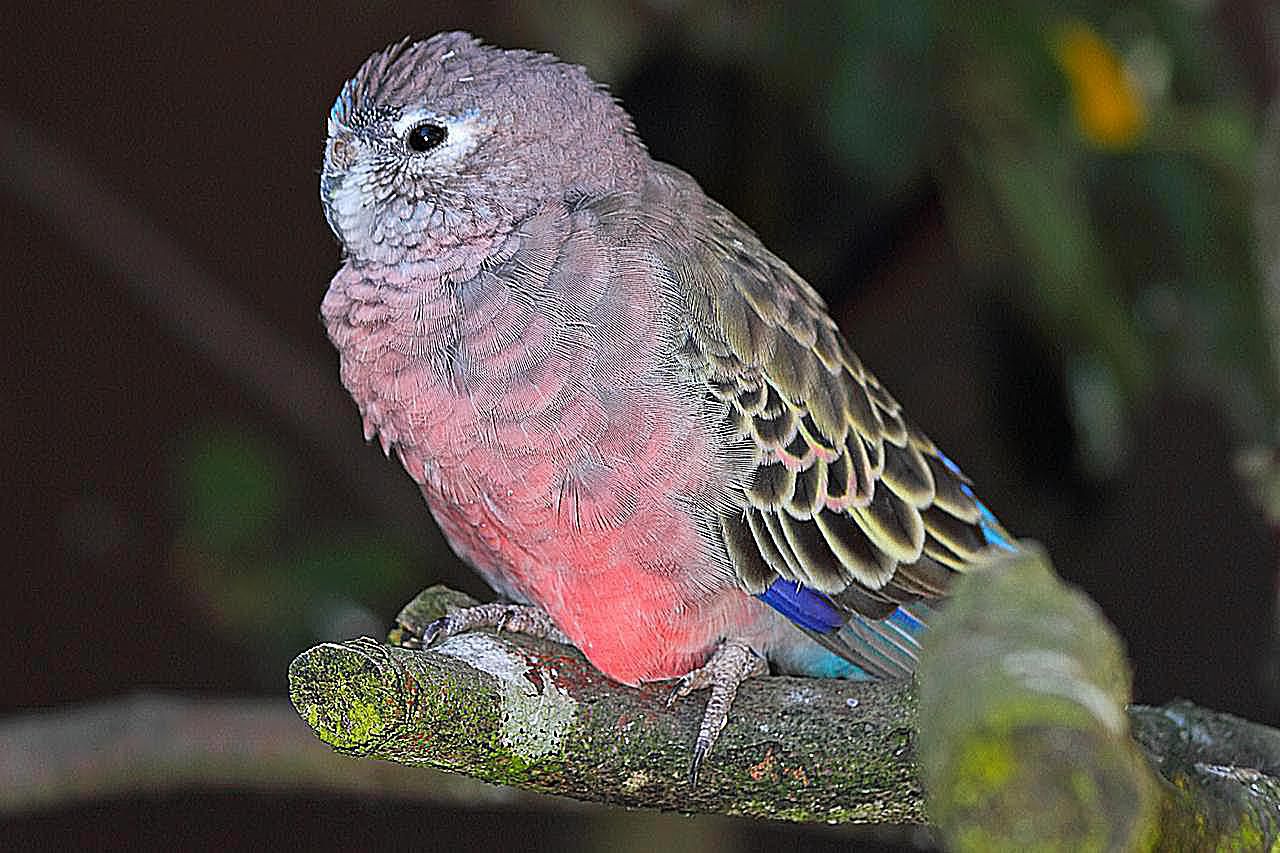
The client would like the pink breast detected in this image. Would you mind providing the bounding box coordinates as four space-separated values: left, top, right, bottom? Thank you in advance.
323 244 766 684
402 385 763 685
429 509 765 685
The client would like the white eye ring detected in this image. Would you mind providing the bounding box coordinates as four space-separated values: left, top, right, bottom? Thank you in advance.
392 109 488 166
392 110 444 140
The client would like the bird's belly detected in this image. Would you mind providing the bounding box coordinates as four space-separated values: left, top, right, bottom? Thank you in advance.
409 436 764 684
329 279 756 682
363 367 751 684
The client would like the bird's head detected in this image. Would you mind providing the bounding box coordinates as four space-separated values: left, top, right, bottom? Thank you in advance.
321 31 646 265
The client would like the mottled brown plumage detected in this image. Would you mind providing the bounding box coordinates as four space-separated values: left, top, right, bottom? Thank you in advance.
320 32 1014 779
644 165 1006 669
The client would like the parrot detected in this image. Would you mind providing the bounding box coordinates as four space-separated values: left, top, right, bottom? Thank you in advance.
319 31 1015 782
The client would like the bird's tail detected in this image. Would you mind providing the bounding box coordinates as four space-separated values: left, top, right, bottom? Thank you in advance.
804 600 936 680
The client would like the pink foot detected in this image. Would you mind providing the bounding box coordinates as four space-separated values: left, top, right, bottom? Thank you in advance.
405 602 573 648
668 639 769 785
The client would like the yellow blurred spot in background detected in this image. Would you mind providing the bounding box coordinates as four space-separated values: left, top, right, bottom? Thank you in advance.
1053 22 1146 149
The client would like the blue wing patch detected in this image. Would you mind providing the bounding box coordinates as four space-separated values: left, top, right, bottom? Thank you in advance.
937 449 1016 552
755 449 1012 678
756 579 843 633
959 482 1016 551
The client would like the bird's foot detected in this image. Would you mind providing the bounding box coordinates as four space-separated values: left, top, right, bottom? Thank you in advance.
400 602 572 649
667 639 768 785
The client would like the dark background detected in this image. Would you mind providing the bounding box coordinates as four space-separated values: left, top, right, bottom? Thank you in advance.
4 1 1278 850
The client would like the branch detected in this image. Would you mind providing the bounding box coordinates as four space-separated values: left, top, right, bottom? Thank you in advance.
291 589 921 823
918 546 1278 850
289 557 1280 848
0 693 556 815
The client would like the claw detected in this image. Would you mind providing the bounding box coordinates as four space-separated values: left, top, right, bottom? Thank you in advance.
667 673 694 708
689 742 708 787
401 603 572 650
419 617 448 647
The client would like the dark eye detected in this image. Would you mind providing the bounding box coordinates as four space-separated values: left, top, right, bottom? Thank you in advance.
406 122 447 153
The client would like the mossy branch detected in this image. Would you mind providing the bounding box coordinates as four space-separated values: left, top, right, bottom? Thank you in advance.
289 587 921 823
919 545 1280 850
289 550 1280 847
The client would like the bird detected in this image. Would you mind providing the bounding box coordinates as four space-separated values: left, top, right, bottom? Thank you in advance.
320 31 1015 783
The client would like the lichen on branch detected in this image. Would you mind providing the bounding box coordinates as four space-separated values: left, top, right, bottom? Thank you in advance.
290 585 924 823
289 554 1280 848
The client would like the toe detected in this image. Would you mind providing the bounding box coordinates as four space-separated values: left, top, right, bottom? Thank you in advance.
689 742 708 787
419 617 451 647
667 674 694 707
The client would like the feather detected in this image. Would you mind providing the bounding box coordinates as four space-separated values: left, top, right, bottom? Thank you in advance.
789 461 826 520
811 321 845 372
747 459 796 509
826 449 853 506
752 408 797 450
813 509 896 589
844 431 875 506
762 510 804 579
853 484 925 563
881 441 935 509
757 578 843 633
746 508 791 578
921 504 989 562
735 383 766 415
831 583 899 619
720 512 774 593
778 511 845 591
765 333 813 405
924 452 981 523
844 381 883 439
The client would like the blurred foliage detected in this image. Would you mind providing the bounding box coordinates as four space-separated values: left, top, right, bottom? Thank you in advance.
937 0 1277 475
175 428 289 553
819 2 933 193
1054 21 1147 149
169 426 417 684
755 0 1277 476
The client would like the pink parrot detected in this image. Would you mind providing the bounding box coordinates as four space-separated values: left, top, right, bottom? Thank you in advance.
320 32 1014 781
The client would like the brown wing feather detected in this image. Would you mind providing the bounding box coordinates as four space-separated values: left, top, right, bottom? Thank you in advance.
653 164 1010 635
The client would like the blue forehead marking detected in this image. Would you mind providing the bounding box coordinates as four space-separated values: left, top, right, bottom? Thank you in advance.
330 78 357 128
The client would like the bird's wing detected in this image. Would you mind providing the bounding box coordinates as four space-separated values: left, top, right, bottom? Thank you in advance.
649 168 1014 677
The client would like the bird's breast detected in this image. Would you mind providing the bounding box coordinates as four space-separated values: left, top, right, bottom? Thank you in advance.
322 247 752 682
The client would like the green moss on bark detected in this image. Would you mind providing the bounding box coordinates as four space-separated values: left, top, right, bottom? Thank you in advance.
290 570 1280 843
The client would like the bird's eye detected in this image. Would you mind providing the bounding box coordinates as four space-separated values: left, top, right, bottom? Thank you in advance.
406 122 447 153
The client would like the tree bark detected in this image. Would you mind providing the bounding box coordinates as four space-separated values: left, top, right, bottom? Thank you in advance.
291 585 922 824
289 551 1280 849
